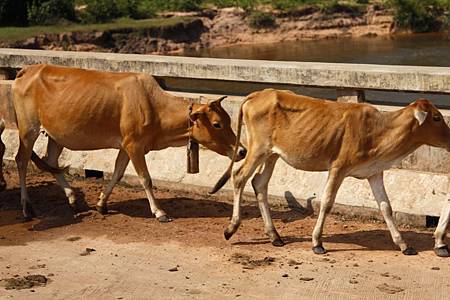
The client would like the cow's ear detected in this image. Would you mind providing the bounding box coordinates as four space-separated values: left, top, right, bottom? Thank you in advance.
414 109 428 126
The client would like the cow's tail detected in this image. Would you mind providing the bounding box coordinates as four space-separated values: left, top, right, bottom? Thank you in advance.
0 118 5 134
31 151 67 174
209 97 249 194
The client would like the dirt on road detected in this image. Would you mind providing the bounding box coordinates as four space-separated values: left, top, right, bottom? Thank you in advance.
0 169 449 299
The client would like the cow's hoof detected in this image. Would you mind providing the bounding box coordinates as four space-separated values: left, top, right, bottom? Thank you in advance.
224 229 234 240
96 204 108 215
402 246 418 256
312 245 327 255
69 202 78 214
271 238 285 247
434 245 450 257
157 215 173 223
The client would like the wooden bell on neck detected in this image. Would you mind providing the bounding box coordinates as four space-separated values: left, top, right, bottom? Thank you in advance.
187 138 199 174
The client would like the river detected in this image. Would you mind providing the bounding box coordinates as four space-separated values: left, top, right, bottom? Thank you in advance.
181 33 450 108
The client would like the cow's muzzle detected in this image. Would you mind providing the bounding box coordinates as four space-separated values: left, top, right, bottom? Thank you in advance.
235 147 247 161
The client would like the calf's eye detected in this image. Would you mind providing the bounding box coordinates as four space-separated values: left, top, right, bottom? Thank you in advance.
213 122 221 129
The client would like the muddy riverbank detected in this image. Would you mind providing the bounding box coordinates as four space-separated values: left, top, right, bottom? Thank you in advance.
1 5 394 54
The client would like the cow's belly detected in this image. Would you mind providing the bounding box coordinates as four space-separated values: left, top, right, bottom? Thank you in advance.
272 146 330 171
41 125 122 151
349 159 401 179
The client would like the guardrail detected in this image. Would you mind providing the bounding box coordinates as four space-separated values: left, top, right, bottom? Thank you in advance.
1 48 450 105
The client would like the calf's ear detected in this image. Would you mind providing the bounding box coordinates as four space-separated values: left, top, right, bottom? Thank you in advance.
190 108 205 122
414 109 428 126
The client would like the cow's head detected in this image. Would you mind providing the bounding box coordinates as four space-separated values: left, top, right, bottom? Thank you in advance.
411 99 450 151
189 96 246 161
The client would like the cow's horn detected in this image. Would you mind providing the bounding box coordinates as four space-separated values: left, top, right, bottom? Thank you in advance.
208 95 227 105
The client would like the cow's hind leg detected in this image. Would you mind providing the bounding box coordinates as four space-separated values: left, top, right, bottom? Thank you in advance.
43 137 77 212
96 148 130 214
368 172 416 255
15 131 40 220
251 154 283 246
434 200 450 257
125 143 170 222
0 119 6 191
224 150 267 240
312 168 344 254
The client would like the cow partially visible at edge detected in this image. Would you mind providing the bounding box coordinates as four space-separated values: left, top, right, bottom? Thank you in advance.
433 184 450 257
210 89 450 256
0 118 5 191
12 64 246 221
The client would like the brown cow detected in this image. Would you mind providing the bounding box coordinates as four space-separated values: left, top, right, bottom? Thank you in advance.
12 64 246 221
211 89 450 255
0 118 5 191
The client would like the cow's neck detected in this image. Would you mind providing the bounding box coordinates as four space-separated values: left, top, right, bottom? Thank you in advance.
153 95 197 149
372 106 419 160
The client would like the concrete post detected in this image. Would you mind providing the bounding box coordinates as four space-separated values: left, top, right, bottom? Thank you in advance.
337 88 365 103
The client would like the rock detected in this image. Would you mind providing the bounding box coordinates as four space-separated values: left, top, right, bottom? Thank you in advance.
299 277 314 281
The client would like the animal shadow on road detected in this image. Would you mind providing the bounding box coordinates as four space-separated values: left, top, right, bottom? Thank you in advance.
0 181 90 230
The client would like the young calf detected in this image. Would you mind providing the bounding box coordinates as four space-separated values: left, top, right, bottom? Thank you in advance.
0 118 5 191
211 89 450 255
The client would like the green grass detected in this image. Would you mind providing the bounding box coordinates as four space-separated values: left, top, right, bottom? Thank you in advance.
0 16 191 43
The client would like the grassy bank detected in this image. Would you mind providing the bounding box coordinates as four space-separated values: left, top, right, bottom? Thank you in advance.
0 17 191 43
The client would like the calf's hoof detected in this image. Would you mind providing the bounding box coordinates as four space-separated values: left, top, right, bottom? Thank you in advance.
402 246 418 256
271 237 285 247
157 215 173 223
312 245 327 255
96 204 108 215
434 245 450 257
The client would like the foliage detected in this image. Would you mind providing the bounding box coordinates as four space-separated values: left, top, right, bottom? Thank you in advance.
27 0 76 25
248 10 276 27
386 0 450 32
0 0 34 26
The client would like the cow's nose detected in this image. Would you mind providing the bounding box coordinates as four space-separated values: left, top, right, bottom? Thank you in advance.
238 147 247 159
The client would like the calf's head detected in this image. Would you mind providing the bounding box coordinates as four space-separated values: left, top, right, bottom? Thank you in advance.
411 99 450 151
189 96 246 161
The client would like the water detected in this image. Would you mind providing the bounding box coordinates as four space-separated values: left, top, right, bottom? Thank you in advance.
185 33 450 67
181 34 450 108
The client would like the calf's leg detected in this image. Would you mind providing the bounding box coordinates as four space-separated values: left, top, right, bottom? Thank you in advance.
125 143 170 222
251 154 283 246
311 168 344 254
434 200 450 257
368 172 416 255
96 148 130 214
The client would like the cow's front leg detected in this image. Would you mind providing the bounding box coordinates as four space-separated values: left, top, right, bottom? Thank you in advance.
434 200 450 257
312 168 344 254
96 149 130 214
368 172 417 255
125 144 171 222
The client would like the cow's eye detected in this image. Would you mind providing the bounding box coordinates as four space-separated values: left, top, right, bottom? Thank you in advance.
212 122 221 129
433 115 442 122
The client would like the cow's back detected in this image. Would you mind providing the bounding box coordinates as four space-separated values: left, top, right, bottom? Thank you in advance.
13 64 153 150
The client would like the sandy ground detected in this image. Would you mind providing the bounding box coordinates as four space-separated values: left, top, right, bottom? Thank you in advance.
0 169 449 299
